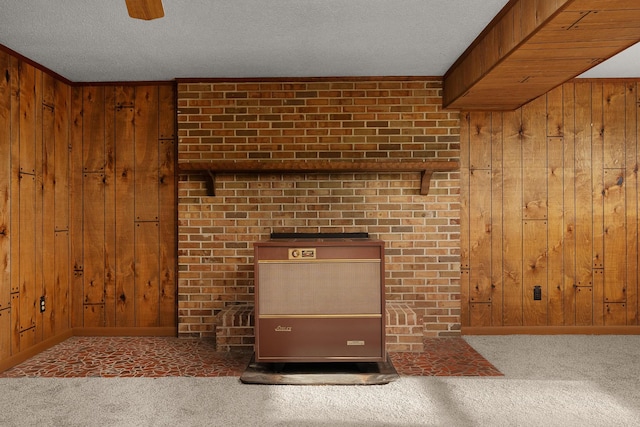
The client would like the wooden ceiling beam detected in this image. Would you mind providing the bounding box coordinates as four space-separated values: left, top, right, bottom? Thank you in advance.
443 0 640 111
125 0 165 21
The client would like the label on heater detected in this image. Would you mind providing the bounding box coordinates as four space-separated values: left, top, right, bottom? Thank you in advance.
347 340 365 346
288 248 316 260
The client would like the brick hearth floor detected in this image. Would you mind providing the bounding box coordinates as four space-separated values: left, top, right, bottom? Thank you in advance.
0 337 502 378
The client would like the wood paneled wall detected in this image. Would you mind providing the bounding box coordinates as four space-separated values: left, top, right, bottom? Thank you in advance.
69 85 177 330
461 81 639 330
1 46 177 368
1 52 72 361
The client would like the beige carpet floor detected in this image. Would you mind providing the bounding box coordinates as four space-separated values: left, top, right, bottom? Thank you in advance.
0 335 638 426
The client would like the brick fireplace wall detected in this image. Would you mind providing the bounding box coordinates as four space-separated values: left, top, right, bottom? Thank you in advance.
176 78 461 341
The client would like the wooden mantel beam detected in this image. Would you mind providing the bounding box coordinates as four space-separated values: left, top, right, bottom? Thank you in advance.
178 159 459 197
443 0 640 111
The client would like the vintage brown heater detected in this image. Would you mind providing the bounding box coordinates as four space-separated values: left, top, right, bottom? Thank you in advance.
253 233 385 363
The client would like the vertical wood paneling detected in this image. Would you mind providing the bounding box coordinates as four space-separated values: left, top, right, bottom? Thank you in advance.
0 75 180 367
603 83 626 169
11 293 19 354
69 87 84 328
104 88 116 327
460 269 471 327
591 83 605 326
19 327 36 352
523 219 548 325
469 168 492 303
502 109 523 326
9 56 20 296
83 303 104 327
158 83 176 326
490 113 504 326
73 84 175 331
42 104 56 339
82 172 105 309
604 303 626 326
0 52 10 311
522 96 548 220
1 49 75 366
54 81 70 232
135 221 159 327
462 80 640 329
115 88 136 327
468 112 493 305
19 173 36 331
576 286 593 325
134 86 159 222
469 112 492 170
574 83 594 289
54 231 70 334
0 309 9 360
548 136 565 325
459 113 471 327
603 83 628 308
459 112 471 271
470 303 492 327
547 86 565 325
603 168 627 303
19 63 36 175
17 62 38 336
521 96 548 326
158 84 175 140
83 87 105 173
34 69 44 342
562 83 578 325
53 81 71 335
626 83 638 324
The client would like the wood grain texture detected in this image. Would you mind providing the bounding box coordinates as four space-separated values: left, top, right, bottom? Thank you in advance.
54 231 70 335
460 81 640 328
82 86 105 173
0 309 9 360
444 0 640 109
134 86 159 222
501 109 523 326
9 56 19 296
490 113 504 326
19 174 36 331
135 221 160 327
562 84 577 325
0 52 10 311
54 80 70 232
158 88 176 327
19 63 36 175
71 84 176 330
82 172 105 308
114 90 136 327
42 104 56 340
625 83 638 325
69 87 84 328
469 168 492 303
103 88 117 328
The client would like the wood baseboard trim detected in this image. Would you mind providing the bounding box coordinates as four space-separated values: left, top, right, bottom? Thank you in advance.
0 329 73 374
73 327 177 337
462 326 640 335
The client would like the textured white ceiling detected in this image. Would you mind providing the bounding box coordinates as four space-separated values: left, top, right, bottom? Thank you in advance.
0 0 636 83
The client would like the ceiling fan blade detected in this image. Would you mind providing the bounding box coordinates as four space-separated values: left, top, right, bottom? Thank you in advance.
125 0 165 20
